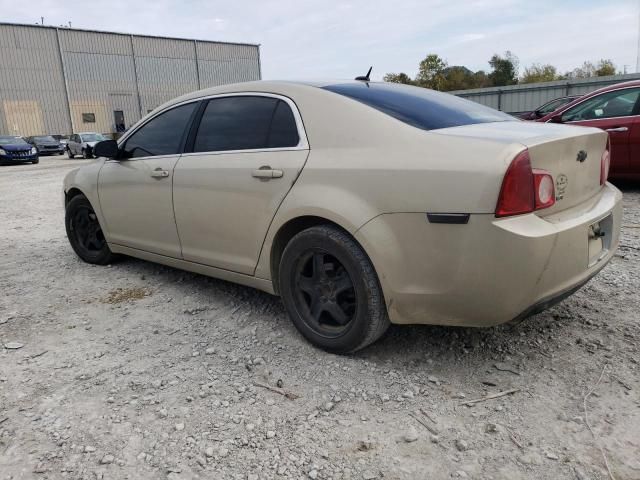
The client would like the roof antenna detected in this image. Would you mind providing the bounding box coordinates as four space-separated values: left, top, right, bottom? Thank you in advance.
355 66 372 81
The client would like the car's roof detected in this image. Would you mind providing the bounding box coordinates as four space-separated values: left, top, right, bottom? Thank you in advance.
586 79 640 95
167 79 364 106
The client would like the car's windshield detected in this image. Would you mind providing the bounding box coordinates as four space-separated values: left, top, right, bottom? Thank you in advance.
538 97 576 115
32 136 57 142
322 82 514 131
0 136 28 145
80 133 105 142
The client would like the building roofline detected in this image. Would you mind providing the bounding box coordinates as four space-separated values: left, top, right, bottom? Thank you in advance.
0 21 261 48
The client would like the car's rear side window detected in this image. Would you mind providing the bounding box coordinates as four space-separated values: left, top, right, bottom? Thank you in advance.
193 96 299 153
322 82 513 131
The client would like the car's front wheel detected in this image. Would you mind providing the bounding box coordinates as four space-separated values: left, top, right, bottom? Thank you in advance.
82 149 92 159
67 148 74 159
32 158 39 164
279 225 390 354
65 194 114 265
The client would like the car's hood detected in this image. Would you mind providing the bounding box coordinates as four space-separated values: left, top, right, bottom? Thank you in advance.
35 141 61 147
0 143 32 151
85 141 99 147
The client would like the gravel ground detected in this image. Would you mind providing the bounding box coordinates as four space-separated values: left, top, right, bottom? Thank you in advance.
1 157 639 480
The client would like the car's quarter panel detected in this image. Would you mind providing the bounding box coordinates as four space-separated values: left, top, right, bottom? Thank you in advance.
173 149 309 275
97 156 182 257
354 183 622 326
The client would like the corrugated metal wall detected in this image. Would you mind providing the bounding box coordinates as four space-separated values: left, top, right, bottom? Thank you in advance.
449 73 640 114
0 23 261 136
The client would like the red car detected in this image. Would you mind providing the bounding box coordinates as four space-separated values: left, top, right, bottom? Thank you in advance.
537 80 640 180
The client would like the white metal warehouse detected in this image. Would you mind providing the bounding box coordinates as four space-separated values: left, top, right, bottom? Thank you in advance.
0 22 261 136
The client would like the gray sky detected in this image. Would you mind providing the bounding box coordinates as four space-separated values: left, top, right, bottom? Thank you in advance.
3 0 639 80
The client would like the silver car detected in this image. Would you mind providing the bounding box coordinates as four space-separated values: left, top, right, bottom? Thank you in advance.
66 132 107 159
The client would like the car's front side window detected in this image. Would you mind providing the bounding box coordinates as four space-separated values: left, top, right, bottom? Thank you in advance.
121 102 197 159
562 88 640 122
192 96 299 153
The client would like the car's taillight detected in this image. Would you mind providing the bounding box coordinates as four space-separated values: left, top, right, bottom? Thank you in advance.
533 170 555 209
495 149 555 217
600 138 610 186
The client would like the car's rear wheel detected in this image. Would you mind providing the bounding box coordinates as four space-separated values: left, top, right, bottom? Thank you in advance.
279 225 389 354
65 194 114 265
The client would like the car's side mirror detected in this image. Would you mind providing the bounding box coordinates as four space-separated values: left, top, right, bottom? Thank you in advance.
533 110 544 118
93 140 119 159
549 113 564 124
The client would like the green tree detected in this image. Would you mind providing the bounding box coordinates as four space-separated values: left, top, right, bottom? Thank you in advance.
488 51 519 86
595 59 616 76
415 54 448 90
383 72 415 85
441 66 475 91
471 70 490 88
521 63 561 83
569 61 596 79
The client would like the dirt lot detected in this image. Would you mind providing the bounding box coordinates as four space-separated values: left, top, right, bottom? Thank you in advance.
1 157 639 480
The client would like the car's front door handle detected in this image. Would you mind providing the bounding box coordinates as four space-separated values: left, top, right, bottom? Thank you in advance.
605 127 629 132
150 168 170 178
252 166 284 179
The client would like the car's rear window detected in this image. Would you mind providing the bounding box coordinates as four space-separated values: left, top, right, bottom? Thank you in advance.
322 82 514 131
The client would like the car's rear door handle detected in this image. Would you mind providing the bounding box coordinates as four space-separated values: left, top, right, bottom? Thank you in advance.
150 168 170 178
252 166 283 179
605 127 628 132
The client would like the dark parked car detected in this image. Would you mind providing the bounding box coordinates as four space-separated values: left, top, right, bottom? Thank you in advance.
516 95 581 120
0 136 39 164
537 80 640 181
26 135 65 155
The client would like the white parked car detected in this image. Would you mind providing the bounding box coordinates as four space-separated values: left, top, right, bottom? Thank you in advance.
63 80 622 353
66 132 107 159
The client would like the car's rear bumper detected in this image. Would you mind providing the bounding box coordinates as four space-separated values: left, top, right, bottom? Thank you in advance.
354 182 622 327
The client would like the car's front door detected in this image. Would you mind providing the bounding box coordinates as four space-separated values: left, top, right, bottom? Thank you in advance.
97 101 199 257
173 95 309 275
560 87 640 175
69 135 79 154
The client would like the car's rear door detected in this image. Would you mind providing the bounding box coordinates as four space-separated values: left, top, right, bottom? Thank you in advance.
97 101 199 258
173 94 309 275
560 86 640 175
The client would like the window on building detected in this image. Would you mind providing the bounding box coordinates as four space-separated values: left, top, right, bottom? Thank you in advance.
82 113 96 123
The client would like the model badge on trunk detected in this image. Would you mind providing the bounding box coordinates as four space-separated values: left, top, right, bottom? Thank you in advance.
576 150 588 163
556 174 568 200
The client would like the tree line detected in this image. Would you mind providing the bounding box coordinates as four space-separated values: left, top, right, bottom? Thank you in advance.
383 52 619 91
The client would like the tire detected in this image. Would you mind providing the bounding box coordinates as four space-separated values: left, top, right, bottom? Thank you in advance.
32 158 39 164
279 225 390 354
65 194 114 265
67 148 74 159
82 149 92 159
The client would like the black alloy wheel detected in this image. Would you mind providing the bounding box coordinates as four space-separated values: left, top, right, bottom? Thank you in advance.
292 249 357 337
279 225 390 353
65 194 114 265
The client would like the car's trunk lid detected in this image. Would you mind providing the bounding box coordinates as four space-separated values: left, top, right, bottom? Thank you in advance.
433 121 607 215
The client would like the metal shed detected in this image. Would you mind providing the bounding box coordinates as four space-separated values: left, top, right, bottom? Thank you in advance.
0 22 261 136
448 73 640 115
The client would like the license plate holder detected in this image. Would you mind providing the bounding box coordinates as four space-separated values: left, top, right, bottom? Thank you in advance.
587 214 612 267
